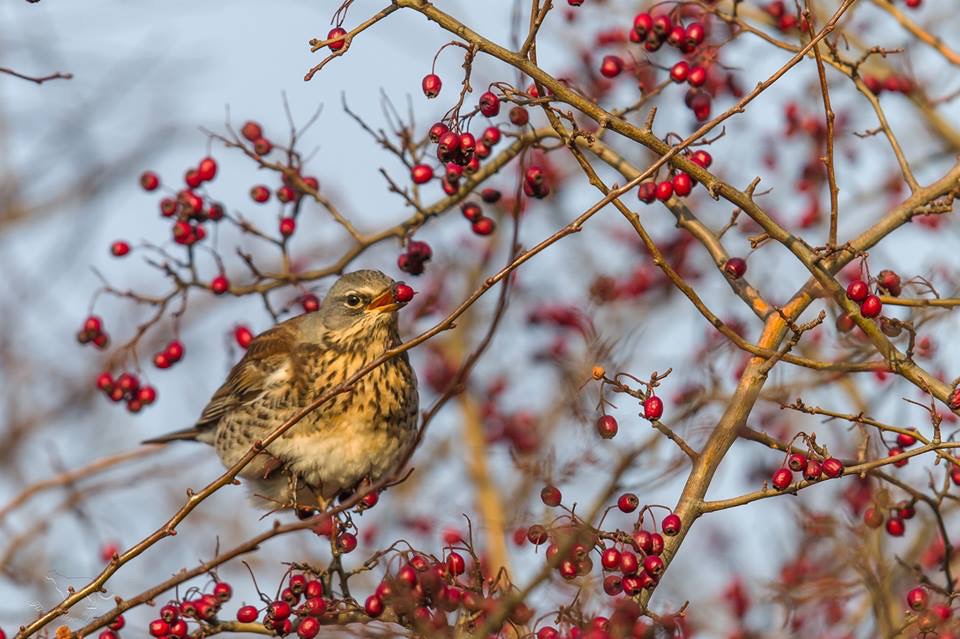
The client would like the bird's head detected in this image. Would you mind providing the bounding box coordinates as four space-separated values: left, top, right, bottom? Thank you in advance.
317 270 412 339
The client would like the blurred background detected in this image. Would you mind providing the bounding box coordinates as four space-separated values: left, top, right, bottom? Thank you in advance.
2 0 959 636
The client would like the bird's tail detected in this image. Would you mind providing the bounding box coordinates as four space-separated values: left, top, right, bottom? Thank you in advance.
142 427 205 445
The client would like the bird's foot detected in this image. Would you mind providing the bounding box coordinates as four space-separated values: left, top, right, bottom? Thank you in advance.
260 453 285 480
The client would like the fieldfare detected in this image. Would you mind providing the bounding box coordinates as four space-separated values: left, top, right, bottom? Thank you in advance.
145 270 419 511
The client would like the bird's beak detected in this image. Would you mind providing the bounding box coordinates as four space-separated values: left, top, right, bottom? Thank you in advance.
366 288 402 314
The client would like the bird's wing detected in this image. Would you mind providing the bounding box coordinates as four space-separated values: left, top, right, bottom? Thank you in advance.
194 315 308 431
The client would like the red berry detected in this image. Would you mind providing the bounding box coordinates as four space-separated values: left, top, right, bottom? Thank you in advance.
771 467 793 490
108 616 126 631
394 283 415 303
787 453 806 472
211 275 229 295
364 595 384 618
600 55 624 78
302 293 320 313
601 547 621 570
672 172 693 196
428 121 449 143
138 386 157 404
471 217 495 236
643 396 663 420
149 620 170 637
305 580 324 599
669 61 690 83
165 340 184 361
687 65 707 87
327 27 347 51
662 513 681 536
422 73 442 98
596 415 618 439
724 257 747 279
212 581 232 602
446 551 466 575
885 517 905 536
652 13 672 35
481 187 501 203
541 485 562 506
633 13 654 38
846 279 869 302
897 429 918 447
250 185 270 203
617 492 639 513
690 149 713 168
479 91 501 117
277 185 297 203
140 171 160 191
270 600 292 619
821 457 844 478
110 241 130 257
619 550 639 575
643 554 665 576
667 25 686 48
907 587 928 611
337 532 358 553
254 137 273 156
186 168 202 188
685 22 706 46
241 121 263 141
279 217 296 237
655 181 673 201
411 164 434 184
234 325 254 349
296 617 320 639
860 295 882 318
197 157 217 182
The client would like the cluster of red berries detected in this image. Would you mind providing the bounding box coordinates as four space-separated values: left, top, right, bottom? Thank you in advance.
153 340 185 369
76 315 110 350
460 201 496 236
362 552 477 632
637 150 712 204
863 499 916 537
631 13 705 54
862 73 914 96
112 582 234 639
771 453 844 490
234 574 329 638
905 586 953 633
885 428 920 469
96 371 157 413
140 154 226 247
845 279 883 318
397 240 433 276
764 1 808 32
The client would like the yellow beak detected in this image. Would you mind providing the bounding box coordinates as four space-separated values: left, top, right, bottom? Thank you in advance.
365 288 401 313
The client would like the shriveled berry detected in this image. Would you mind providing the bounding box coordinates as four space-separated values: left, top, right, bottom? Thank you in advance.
803 459 822 481
637 181 657 203
863 506 884 528
509 106 530 126
877 269 902 296
835 313 855 333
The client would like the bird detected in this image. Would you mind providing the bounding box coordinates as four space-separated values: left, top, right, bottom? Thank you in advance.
144 270 419 512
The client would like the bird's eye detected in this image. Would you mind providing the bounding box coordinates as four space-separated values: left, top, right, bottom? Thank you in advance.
345 294 362 307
